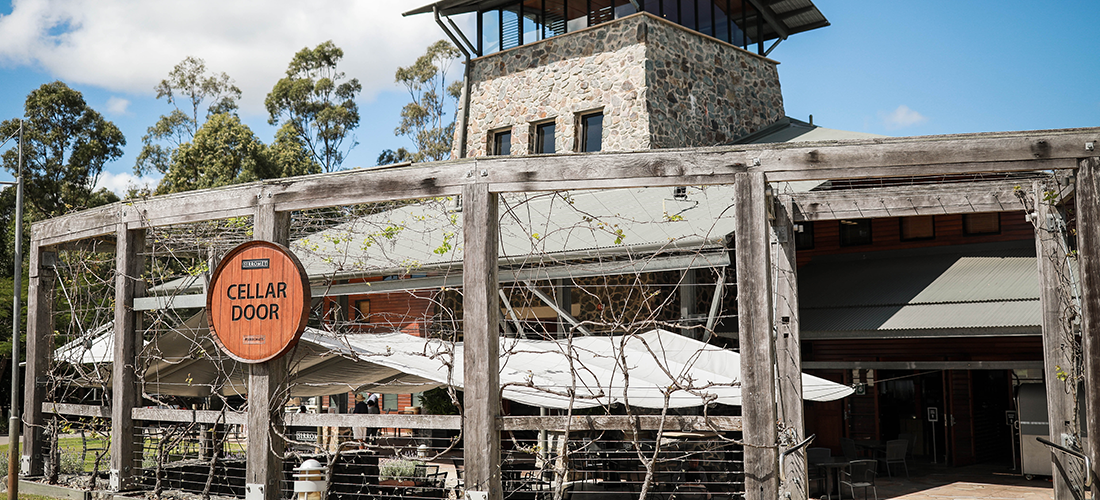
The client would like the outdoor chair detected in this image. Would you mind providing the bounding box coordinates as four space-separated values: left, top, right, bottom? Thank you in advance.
897 433 915 458
840 438 859 461
878 439 909 478
806 447 831 496
840 459 878 500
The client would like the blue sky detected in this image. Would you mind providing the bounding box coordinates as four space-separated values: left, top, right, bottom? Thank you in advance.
0 0 1096 194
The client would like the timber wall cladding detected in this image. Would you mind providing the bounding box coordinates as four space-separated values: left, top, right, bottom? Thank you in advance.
797 211 1033 266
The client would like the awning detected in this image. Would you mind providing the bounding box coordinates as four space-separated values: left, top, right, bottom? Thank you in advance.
56 314 852 407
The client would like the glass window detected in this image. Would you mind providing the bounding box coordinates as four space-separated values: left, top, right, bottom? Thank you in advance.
900 215 935 241
480 10 501 55
839 219 872 246
534 122 556 154
795 222 814 250
491 128 512 155
354 299 371 323
713 0 729 42
382 393 398 411
579 112 603 152
680 0 696 31
964 213 1001 235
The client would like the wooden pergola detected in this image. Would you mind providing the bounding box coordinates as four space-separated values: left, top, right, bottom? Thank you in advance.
22 127 1100 500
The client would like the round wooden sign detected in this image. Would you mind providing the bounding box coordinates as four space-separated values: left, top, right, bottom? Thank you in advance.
207 241 311 363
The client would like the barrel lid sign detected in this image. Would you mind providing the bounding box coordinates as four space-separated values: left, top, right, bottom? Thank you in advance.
207 241 311 363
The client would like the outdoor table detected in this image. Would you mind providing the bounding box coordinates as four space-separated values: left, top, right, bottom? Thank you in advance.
816 457 851 500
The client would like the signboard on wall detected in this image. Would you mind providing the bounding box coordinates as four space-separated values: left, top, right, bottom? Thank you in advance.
207 241 311 363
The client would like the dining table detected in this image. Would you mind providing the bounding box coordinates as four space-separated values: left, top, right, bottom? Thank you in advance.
812 456 851 500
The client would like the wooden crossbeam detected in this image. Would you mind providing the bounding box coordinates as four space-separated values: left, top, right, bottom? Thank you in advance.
784 178 1036 221
30 128 1100 247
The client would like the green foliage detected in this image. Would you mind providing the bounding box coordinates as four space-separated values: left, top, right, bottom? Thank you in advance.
379 458 426 481
135 57 241 177
394 40 462 162
0 81 125 218
377 147 413 166
266 40 361 172
157 113 273 194
419 387 459 415
269 123 323 178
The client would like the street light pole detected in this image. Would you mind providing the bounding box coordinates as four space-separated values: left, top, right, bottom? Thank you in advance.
7 118 23 499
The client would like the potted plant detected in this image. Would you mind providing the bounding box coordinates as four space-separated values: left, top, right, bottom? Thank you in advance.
378 458 427 486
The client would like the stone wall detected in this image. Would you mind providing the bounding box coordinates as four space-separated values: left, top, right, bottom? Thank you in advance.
644 15 785 148
456 12 784 158
458 15 652 157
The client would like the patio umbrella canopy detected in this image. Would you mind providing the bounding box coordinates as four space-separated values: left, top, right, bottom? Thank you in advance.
55 315 853 407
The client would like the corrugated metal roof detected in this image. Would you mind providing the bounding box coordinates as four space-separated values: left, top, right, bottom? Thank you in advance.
293 185 738 280
800 241 1043 333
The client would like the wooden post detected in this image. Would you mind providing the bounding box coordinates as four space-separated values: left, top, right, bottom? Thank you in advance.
246 198 290 500
1074 158 1100 494
774 199 806 500
735 172 778 500
1032 179 1084 500
462 180 502 500
22 242 54 476
110 225 145 490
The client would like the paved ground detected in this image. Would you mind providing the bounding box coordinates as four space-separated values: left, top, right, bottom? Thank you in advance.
819 460 1064 500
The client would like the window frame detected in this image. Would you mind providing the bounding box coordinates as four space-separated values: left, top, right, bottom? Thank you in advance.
963 212 1001 236
838 219 873 247
577 110 604 153
489 127 513 156
899 215 936 241
532 120 557 154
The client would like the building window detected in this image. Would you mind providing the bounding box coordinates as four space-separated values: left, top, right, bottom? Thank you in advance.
964 213 1001 235
839 219 872 246
354 299 370 323
579 111 603 152
382 393 398 411
490 128 512 155
795 222 814 250
533 121 556 154
900 215 935 241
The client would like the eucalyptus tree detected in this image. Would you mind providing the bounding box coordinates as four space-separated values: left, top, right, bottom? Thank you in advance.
266 40 362 172
0 81 124 218
394 40 462 162
135 56 242 177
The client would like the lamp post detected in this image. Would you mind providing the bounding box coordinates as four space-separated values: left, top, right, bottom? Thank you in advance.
0 119 24 500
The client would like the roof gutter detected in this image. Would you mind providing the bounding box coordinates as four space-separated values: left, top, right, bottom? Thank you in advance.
435 6 473 159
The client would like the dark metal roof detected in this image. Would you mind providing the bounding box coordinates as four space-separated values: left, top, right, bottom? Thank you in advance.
799 241 1042 336
404 0 830 43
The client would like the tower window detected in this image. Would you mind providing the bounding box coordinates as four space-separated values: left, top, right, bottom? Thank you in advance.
534 121 556 154
579 111 603 152
490 128 512 155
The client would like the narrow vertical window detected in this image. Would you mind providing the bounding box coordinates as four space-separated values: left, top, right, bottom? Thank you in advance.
579 112 603 152
534 122 556 154
490 128 512 155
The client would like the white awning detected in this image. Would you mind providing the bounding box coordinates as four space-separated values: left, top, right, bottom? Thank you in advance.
56 315 852 406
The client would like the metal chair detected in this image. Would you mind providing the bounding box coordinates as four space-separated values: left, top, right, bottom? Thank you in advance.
806 447 831 496
840 459 878 500
840 438 859 461
878 439 909 478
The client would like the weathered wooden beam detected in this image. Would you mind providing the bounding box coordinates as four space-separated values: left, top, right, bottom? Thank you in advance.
1073 157 1100 493
31 128 1100 246
462 181 502 500
42 403 111 419
785 178 1032 221
803 361 1044 370
498 415 742 432
773 199 806 500
22 244 54 477
801 326 1041 339
1032 179 1085 500
110 225 144 491
735 172 778 500
245 198 290 500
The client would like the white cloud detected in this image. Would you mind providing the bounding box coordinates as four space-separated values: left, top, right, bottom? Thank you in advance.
0 0 453 114
95 171 158 197
881 105 928 130
105 96 129 115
